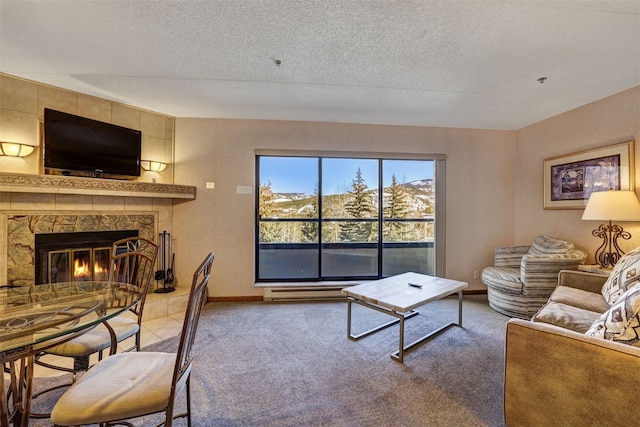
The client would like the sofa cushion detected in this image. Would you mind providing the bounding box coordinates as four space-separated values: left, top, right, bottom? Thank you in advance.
532 302 601 333
601 246 640 305
527 235 574 256
586 286 640 346
548 286 610 314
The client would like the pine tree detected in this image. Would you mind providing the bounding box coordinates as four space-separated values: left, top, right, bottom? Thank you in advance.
258 182 283 243
300 185 319 243
383 174 413 241
340 168 376 242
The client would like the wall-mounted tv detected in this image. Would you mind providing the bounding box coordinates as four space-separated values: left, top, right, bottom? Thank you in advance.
44 108 142 179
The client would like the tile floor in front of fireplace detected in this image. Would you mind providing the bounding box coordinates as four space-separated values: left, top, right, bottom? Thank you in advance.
33 312 185 379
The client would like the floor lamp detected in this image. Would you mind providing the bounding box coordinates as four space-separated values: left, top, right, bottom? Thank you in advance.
582 190 640 268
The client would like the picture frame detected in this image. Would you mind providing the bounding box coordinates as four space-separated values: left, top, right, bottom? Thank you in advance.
543 140 635 209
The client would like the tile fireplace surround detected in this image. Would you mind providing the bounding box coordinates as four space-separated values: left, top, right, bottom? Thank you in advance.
1 172 197 319
5 213 155 286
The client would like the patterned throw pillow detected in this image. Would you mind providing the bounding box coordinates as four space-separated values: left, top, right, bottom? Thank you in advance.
586 285 640 347
601 246 640 305
527 235 575 255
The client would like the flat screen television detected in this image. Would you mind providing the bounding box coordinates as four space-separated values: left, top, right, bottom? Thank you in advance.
44 108 142 178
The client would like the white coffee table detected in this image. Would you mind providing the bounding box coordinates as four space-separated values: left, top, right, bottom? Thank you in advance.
342 272 468 362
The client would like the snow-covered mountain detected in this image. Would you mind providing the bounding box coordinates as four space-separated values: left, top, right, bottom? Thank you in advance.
267 179 434 218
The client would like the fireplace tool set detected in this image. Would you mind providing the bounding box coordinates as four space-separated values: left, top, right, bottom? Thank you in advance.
155 230 176 293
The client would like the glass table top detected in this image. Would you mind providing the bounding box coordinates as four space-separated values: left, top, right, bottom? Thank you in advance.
0 281 142 356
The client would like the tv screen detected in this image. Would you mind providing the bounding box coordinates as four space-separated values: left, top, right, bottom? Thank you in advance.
44 108 142 178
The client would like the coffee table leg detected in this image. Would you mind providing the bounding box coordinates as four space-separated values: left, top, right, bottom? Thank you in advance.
398 314 405 362
390 291 465 362
347 298 417 340
347 298 353 338
347 295 466 363
458 290 463 326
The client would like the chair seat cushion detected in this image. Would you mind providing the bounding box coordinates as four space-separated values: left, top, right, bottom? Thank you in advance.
481 267 523 294
548 286 610 314
43 317 139 356
532 301 601 333
51 351 188 425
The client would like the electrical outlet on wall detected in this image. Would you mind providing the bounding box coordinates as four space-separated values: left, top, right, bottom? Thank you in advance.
473 270 480 279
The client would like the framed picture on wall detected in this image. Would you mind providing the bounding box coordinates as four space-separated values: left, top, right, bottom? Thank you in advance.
543 140 635 209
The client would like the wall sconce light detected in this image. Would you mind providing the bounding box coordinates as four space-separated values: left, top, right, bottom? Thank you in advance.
582 190 640 268
0 142 35 157
140 160 167 172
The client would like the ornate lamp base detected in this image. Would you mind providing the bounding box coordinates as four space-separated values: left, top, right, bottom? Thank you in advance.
592 220 631 268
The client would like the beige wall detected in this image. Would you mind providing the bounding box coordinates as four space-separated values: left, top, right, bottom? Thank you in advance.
0 73 175 183
173 119 516 297
515 86 640 262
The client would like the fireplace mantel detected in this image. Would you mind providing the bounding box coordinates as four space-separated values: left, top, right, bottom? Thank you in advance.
0 172 196 199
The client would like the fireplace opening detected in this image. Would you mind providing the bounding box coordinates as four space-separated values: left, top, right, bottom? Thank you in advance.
35 230 138 285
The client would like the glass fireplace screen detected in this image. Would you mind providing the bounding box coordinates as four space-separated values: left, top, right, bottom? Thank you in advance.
48 247 111 283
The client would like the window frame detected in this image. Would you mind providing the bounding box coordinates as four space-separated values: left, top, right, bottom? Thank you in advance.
255 150 446 282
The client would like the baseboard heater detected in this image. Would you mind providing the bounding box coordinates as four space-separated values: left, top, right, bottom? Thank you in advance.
263 286 350 302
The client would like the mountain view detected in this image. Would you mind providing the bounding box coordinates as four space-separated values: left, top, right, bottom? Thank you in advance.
264 178 434 219
259 175 435 244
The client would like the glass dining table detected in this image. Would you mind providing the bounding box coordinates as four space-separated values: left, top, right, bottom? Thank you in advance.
1 281 144 427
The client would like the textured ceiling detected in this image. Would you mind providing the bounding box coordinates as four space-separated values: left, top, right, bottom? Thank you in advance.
1 0 639 130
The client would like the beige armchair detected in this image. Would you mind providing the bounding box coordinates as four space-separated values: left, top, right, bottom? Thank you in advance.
481 235 586 318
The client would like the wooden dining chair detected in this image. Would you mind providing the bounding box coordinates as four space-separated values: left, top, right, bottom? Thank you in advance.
31 237 158 416
51 252 215 427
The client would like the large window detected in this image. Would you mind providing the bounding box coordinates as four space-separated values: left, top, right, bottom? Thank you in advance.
256 155 442 281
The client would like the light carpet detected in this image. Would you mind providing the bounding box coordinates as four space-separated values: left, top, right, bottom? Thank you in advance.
27 294 509 426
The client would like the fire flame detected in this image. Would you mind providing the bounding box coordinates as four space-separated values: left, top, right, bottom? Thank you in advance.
94 261 107 276
74 259 108 281
74 258 91 280
94 261 108 280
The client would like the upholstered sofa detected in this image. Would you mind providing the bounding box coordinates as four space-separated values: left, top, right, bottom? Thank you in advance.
482 235 587 319
504 247 640 426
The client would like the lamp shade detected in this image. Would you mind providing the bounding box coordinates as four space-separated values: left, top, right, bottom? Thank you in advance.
581 191 640 221
140 160 167 172
0 142 35 157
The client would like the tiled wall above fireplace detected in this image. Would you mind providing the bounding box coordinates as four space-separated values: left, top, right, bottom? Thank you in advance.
0 73 175 184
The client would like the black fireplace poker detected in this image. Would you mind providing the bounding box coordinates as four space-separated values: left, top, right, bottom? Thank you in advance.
155 230 176 294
